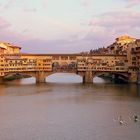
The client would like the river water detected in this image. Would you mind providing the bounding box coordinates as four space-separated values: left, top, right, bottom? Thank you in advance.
0 73 140 140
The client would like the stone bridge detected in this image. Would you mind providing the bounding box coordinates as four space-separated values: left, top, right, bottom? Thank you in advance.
0 53 139 83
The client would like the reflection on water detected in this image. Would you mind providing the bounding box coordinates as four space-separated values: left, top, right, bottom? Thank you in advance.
0 73 140 140
93 76 110 83
46 73 82 83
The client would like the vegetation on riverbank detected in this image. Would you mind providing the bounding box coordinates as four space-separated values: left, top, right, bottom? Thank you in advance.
4 74 31 81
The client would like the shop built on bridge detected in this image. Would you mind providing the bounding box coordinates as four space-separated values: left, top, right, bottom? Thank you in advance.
0 35 140 84
0 53 140 84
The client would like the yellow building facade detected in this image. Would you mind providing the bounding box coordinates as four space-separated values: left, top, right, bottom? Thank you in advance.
116 35 136 45
0 42 21 54
0 36 140 83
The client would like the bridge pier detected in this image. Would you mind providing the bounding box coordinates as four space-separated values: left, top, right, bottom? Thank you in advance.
129 72 138 83
35 71 46 83
0 77 4 84
83 71 93 83
137 72 140 84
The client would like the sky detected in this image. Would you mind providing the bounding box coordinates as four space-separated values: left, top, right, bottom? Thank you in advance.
0 0 140 53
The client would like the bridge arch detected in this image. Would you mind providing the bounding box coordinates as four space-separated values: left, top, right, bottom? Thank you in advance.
46 73 82 83
4 70 84 83
93 71 129 83
4 70 130 84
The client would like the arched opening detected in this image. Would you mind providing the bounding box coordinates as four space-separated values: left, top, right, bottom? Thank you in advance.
52 62 77 73
52 62 60 72
93 76 110 84
60 62 69 71
68 62 77 72
19 77 36 84
113 73 129 83
46 73 82 83
93 72 129 84
68 62 77 69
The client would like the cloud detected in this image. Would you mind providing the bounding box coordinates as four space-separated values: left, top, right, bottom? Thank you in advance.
89 10 140 34
23 7 37 13
1 9 140 53
123 0 140 8
3 0 37 13
81 0 92 7
4 0 17 9
1 2 140 54
82 9 140 47
20 37 97 54
0 17 11 29
0 16 93 53
0 16 30 45
42 0 48 8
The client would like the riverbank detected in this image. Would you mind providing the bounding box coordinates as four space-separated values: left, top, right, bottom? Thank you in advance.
4 74 31 81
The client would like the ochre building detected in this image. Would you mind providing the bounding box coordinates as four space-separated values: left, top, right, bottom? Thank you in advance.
0 36 140 83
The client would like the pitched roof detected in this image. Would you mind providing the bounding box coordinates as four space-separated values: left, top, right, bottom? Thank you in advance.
1 42 21 49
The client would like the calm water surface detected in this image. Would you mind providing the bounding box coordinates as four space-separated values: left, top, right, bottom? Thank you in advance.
0 73 140 140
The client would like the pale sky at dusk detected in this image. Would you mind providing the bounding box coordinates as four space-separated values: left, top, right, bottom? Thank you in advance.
0 0 140 53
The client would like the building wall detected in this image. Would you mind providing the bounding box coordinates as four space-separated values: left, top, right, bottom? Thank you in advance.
0 55 5 76
0 42 21 54
3 54 52 74
116 35 136 45
77 55 127 72
0 36 140 83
